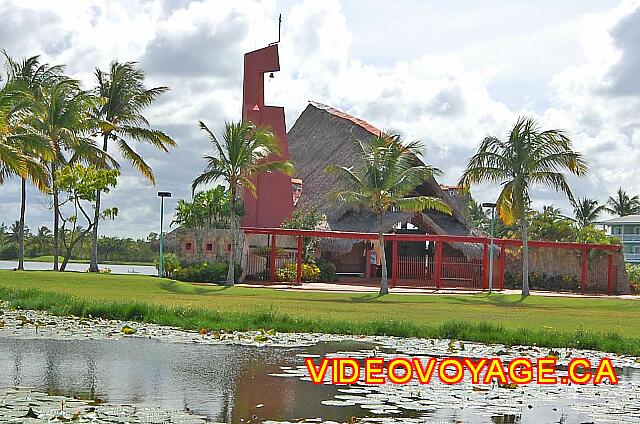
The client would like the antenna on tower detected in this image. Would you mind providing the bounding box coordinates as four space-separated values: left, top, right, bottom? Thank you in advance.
269 14 282 46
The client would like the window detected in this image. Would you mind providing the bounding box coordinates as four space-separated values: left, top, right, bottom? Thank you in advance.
206 243 213 252
185 242 193 252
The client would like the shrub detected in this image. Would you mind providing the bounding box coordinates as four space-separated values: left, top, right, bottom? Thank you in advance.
154 253 182 278
575 225 620 245
276 262 321 282
627 264 640 294
505 272 579 292
315 258 338 282
173 261 242 284
0 242 18 260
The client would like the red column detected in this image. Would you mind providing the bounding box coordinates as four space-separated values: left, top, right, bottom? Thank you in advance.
498 244 506 290
482 243 489 290
270 235 277 282
607 254 615 295
434 241 442 289
296 236 303 285
581 249 589 292
391 239 398 287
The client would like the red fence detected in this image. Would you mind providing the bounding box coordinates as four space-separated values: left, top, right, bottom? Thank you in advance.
242 227 622 293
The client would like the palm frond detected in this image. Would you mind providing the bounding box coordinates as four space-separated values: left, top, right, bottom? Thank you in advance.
395 196 451 214
116 138 152 182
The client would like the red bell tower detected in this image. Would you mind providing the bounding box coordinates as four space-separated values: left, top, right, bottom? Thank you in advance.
241 43 294 227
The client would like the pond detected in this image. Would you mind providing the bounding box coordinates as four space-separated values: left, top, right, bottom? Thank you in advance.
0 335 638 423
0 260 157 275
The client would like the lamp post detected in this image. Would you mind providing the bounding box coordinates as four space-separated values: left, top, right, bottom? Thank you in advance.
482 202 497 293
157 191 172 277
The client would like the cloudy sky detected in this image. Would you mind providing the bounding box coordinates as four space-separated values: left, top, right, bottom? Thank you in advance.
1 0 639 238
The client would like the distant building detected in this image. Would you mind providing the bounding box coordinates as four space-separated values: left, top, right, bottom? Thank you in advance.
597 215 640 263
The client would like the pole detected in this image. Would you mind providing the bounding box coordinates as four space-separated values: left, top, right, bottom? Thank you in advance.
159 196 164 278
489 207 495 292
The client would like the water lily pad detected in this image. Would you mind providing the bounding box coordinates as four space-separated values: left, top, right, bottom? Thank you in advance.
121 325 136 335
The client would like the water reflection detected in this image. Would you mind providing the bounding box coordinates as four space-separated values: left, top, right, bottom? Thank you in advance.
0 337 637 423
0 338 367 422
0 260 157 275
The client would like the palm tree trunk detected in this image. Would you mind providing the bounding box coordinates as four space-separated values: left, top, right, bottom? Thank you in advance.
90 135 109 272
378 216 389 295
226 186 237 286
52 162 59 271
521 213 530 296
18 177 26 271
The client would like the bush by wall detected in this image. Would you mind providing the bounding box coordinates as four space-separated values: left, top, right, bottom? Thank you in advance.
173 261 242 284
315 258 338 282
504 272 580 292
276 262 321 282
627 264 640 294
154 253 181 278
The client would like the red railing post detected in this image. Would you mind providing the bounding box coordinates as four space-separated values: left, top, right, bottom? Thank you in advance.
391 239 398 287
434 241 442 289
296 236 303 285
581 249 589 292
482 243 489 290
607 253 615 295
270 234 277 282
499 244 506 290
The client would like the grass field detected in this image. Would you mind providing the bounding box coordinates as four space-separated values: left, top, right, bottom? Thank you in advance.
0 270 638 355
22 256 154 266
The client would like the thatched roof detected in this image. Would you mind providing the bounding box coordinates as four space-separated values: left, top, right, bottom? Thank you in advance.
288 101 475 245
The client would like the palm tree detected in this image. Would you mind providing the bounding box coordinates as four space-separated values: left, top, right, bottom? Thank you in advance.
89 61 176 272
31 226 53 256
606 187 640 217
29 77 117 270
574 197 605 228
8 220 29 243
459 117 587 296
0 82 27 187
2 53 60 269
192 121 293 286
327 133 451 295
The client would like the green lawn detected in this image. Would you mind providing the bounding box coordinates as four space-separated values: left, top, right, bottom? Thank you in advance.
1 270 639 355
23 256 154 266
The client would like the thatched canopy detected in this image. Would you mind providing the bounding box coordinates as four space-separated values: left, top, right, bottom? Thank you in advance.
288 101 476 251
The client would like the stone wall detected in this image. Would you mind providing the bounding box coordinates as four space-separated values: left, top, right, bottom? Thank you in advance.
505 247 630 294
164 228 300 281
164 228 246 265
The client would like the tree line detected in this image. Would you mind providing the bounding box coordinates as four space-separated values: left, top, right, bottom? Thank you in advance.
467 187 640 240
0 222 158 263
0 52 175 271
